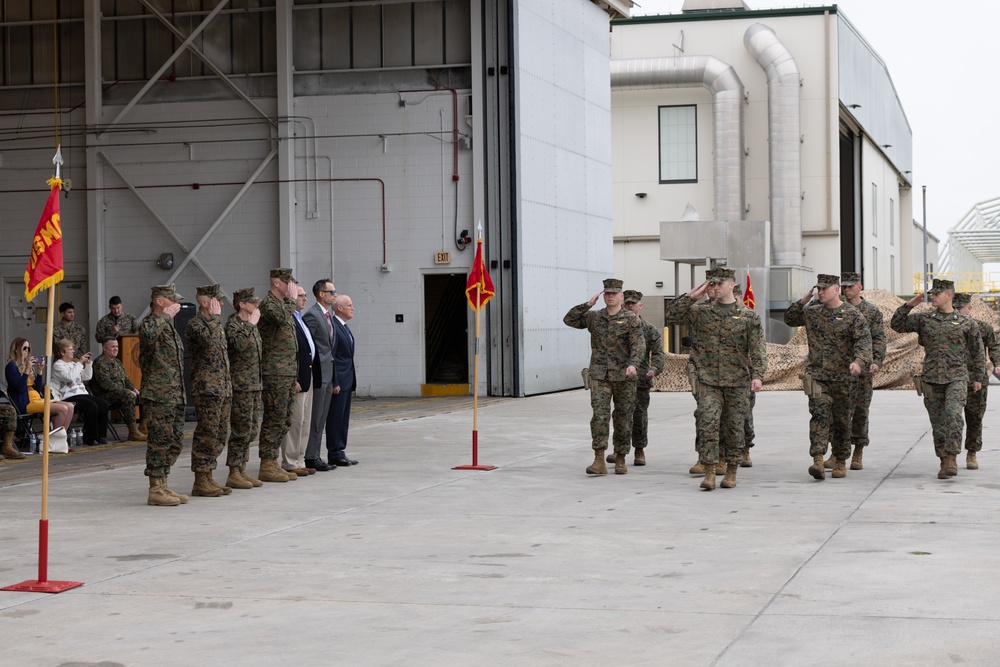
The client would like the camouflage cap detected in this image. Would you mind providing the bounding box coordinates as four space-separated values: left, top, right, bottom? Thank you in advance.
952 292 972 307
270 267 295 282
733 283 742 296
602 278 624 293
840 271 862 286
196 284 223 298
928 278 955 295
705 268 719 281
151 284 183 302
710 268 736 284
232 287 259 305
816 274 840 288
623 289 643 303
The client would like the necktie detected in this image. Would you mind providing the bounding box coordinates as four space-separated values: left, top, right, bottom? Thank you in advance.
326 311 333 339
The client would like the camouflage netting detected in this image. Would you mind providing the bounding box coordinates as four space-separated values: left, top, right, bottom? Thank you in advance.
652 290 1000 393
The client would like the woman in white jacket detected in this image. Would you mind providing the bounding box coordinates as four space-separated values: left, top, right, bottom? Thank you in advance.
52 338 110 446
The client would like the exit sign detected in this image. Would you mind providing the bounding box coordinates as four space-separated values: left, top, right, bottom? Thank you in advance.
434 252 452 264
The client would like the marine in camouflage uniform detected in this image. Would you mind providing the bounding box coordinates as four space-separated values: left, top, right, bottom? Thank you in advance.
138 284 188 506
833 272 887 471
95 296 139 344
564 278 645 475
226 287 264 488
731 281 757 468
952 292 1000 470
54 302 89 358
891 280 984 479
256 268 300 482
784 274 872 481
683 268 720 475
667 268 766 490
185 284 233 496
0 401 21 459
90 338 145 441
617 290 665 467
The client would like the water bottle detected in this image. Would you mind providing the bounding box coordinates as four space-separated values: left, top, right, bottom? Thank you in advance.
75 428 84 446
28 432 38 454
71 428 80 447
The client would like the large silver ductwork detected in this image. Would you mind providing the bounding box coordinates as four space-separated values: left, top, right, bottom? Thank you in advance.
611 57 745 223
744 23 802 266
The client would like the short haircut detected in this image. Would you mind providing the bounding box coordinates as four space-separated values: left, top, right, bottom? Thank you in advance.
58 302 74 313
54 338 74 357
312 278 332 298
109 295 122 305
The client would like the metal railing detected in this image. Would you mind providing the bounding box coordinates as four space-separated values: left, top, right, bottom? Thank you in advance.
912 272 1000 294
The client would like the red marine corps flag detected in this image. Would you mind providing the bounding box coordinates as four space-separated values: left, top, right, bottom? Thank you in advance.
24 177 65 302
743 273 755 310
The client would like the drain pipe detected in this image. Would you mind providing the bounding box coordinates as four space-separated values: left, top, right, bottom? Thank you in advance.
611 56 745 223
744 23 802 266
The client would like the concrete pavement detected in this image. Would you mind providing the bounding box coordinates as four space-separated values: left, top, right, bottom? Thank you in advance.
2 389 999 666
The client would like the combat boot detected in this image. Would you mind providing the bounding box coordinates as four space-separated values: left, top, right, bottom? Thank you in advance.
240 463 262 487
967 451 979 470
147 477 180 506
720 463 738 488
586 449 608 475
606 452 616 464
226 465 254 489
161 476 189 503
809 455 826 480
823 454 835 470
634 448 646 466
850 446 864 470
944 454 958 477
614 452 627 475
127 423 147 442
258 458 290 482
2 431 25 459
740 447 752 467
700 463 716 490
716 460 726 475
138 420 148 436
191 471 224 497
689 460 705 475
938 457 950 479
831 459 847 478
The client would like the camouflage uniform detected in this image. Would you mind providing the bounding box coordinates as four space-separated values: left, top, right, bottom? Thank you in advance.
53 320 88 357
226 310 263 468
90 353 138 425
667 294 766 466
632 318 666 450
138 303 186 479
95 312 139 344
848 297 887 450
890 301 983 457
185 288 233 474
564 298 645 456
256 285 298 461
0 403 15 434
964 317 1000 453
784 298 872 461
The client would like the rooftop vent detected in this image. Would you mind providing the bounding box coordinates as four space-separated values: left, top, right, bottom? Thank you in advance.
681 0 750 12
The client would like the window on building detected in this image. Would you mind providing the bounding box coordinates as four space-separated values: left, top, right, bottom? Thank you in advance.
872 183 878 238
872 246 878 287
890 198 895 246
890 254 896 293
659 105 698 183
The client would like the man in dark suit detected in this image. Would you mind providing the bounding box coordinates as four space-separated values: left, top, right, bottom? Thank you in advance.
329 294 358 467
302 279 337 472
279 284 317 477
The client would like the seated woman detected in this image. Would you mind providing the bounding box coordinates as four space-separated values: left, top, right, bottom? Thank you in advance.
51 338 110 446
5 337 75 432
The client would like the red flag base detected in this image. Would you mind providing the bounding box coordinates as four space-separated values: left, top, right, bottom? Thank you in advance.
453 430 496 471
2 520 83 593
2 579 83 593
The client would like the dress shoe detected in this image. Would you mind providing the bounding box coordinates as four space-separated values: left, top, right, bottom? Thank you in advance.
306 458 332 472
291 467 314 476
331 454 357 467
97 438 108 445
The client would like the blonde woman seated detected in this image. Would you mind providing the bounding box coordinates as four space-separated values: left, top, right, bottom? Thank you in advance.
5 337 74 431
51 338 110 446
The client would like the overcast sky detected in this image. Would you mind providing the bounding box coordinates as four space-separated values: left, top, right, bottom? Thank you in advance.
630 0 1000 243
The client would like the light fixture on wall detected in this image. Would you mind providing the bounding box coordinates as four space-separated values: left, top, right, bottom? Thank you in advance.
157 253 174 270
848 103 861 109
881 144 892 149
655 281 664 288
455 229 472 250
635 192 647 199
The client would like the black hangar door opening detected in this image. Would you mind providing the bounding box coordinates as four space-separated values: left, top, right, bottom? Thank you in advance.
423 274 469 385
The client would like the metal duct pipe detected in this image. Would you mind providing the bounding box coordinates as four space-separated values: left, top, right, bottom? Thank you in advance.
744 23 802 266
611 57 745 223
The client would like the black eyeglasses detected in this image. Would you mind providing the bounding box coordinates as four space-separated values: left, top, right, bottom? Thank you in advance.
22 346 30 351
320 290 337 294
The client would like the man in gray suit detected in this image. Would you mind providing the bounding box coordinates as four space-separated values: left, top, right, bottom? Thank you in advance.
302 279 337 472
